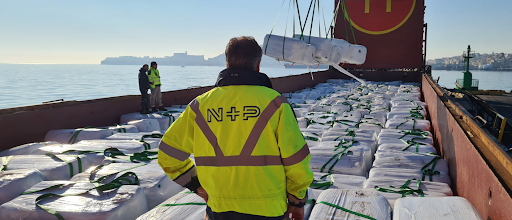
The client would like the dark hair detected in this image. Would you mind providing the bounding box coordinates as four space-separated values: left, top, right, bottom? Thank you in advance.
225 36 262 70
143 64 148 67
151 61 157 66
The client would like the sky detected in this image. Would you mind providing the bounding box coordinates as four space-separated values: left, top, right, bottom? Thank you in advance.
0 0 511 64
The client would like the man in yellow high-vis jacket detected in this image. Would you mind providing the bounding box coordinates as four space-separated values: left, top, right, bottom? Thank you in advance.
158 36 313 220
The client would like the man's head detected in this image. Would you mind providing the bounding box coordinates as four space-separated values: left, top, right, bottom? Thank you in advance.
151 61 157 69
143 64 149 71
225 36 262 71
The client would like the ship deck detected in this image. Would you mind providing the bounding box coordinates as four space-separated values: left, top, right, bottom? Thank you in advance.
478 93 512 122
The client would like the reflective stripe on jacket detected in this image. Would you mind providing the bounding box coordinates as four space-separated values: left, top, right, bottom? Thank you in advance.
158 84 313 217
148 68 161 89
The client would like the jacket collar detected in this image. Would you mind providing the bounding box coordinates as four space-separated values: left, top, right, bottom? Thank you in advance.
215 68 271 88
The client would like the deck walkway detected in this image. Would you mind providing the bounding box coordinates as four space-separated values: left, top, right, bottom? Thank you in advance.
477 93 512 121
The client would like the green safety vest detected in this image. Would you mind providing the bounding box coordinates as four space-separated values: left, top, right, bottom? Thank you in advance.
148 68 161 89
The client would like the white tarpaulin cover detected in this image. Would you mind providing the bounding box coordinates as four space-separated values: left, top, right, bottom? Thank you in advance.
71 163 183 209
0 181 148 220
2 155 92 180
368 168 451 186
309 189 391 220
0 141 59 156
120 113 171 131
0 169 44 206
128 119 162 132
309 146 367 176
393 197 483 220
107 124 139 134
136 190 206 220
45 128 114 144
364 178 453 207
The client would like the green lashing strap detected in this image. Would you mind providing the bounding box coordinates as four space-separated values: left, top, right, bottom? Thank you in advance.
28 172 141 220
320 139 357 173
156 202 207 208
421 156 441 181
67 127 99 144
115 125 127 133
45 153 80 178
374 179 424 198
139 133 164 150
103 148 158 163
310 173 335 190
316 201 376 220
158 112 176 127
400 137 427 153
1 156 13 171
395 118 421 131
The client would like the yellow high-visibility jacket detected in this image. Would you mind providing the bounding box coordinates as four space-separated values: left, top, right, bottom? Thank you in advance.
148 68 161 89
158 72 312 217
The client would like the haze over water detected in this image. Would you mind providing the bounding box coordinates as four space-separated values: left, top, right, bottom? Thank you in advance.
0 64 510 109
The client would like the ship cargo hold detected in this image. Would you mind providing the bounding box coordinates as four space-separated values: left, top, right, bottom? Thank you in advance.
1 0 512 219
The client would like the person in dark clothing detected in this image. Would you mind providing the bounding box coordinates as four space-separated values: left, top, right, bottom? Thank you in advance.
139 64 151 114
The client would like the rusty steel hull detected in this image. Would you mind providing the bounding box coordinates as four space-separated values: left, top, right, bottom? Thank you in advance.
0 70 511 219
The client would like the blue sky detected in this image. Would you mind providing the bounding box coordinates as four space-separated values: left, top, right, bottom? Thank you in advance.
0 0 510 64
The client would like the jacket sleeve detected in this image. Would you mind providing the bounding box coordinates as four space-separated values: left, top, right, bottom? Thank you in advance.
158 105 201 192
276 97 313 203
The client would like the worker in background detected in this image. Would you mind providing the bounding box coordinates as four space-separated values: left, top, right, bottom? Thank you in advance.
158 36 313 220
148 61 165 112
138 64 151 114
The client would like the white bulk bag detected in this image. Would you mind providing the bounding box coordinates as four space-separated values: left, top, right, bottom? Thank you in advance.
106 132 162 149
0 141 59 156
331 104 351 113
369 168 451 186
385 118 431 131
391 96 420 102
377 143 437 155
309 189 391 220
372 154 449 175
33 140 147 155
309 147 367 176
387 110 426 120
45 128 114 144
317 141 373 169
136 190 206 220
71 163 183 209
120 113 171 131
393 197 483 220
364 179 453 207
391 100 428 108
262 34 306 63
346 45 367 65
378 135 433 146
330 38 353 62
302 44 317 65
128 119 162 132
0 181 148 220
294 35 332 62
311 172 366 190
107 124 139 134
379 129 432 137
2 155 92 180
0 169 44 206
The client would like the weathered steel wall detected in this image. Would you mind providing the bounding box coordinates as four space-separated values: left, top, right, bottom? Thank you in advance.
335 0 425 68
423 74 512 220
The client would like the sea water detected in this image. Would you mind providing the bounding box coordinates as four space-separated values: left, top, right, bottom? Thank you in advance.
0 64 510 109
0 64 326 109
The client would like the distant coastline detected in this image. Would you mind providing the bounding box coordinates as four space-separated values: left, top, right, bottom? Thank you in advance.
428 52 511 71
100 51 283 68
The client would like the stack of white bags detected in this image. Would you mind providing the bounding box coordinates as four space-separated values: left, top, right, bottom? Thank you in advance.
0 80 485 219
